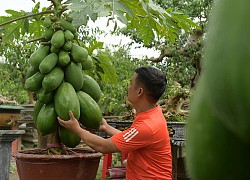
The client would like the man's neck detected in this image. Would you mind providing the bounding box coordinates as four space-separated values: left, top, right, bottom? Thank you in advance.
134 103 157 114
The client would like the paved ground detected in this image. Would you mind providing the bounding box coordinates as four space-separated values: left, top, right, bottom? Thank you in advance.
9 160 19 180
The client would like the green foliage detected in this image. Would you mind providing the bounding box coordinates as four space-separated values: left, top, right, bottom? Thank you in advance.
0 2 47 42
0 36 37 104
155 0 213 26
67 0 199 45
0 63 29 104
97 45 152 115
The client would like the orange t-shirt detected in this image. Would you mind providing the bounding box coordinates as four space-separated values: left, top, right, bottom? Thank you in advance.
111 105 172 180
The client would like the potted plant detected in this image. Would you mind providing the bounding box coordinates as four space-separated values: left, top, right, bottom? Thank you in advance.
9 0 104 179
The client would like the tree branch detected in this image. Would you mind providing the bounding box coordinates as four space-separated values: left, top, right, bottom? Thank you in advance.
147 48 173 62
0 10 53 27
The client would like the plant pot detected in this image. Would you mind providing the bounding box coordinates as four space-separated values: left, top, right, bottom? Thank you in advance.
12 147 103 180
0 105 24 129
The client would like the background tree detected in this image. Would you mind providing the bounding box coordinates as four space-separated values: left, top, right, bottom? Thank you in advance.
0 0 198 108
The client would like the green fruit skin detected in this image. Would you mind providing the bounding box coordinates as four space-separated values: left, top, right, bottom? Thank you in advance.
65 61 83 91
81 55 93 70
64 30 74 41
51 30 65 49
25 71 44 92
25 65 38 79
50 45 60 54
33 100 44 125
36 102 58 136
186 77 250 180
63 41 72 51
29 46 50 69
42 67 64 91
71 44 88 63
37 87 54 104
60 20 76 33
44 27 54 40
186 0 250 179
81 73 102 102
54 82 80 121
58 50 71 66
200 0 250 142
59 125 81 148
43 16 52 28
77 91 102 130
39 53 58 74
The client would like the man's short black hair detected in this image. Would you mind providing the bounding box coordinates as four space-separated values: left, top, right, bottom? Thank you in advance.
134 66 167 103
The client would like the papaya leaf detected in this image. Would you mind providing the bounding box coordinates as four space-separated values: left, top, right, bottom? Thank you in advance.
2 20 23 42
95 51 117 84
67 0 107 27
87 40 104 55
24 18 29 32
32 2 41 14
5 10 21 16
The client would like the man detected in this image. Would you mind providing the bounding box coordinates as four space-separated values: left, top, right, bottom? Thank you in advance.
58 66 172 179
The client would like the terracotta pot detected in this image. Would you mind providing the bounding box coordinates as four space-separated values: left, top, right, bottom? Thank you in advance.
12 147 103 180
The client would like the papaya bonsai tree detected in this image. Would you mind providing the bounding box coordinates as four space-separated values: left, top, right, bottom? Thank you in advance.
0 0 198 153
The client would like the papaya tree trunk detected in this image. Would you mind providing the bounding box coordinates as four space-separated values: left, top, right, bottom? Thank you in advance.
46 130 68 155
28 91 35 104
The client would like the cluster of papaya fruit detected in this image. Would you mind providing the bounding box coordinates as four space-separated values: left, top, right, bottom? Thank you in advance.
24 14 102 148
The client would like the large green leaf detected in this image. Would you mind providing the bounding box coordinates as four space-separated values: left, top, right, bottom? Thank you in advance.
67 0 199 45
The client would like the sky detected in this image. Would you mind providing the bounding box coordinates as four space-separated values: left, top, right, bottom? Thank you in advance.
0 0 159 58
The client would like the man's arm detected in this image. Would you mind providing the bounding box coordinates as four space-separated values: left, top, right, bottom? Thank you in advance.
99 118 121 136
57 111 120 154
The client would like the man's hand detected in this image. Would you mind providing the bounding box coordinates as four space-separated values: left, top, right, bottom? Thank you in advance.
57 110 81 133
99 118 108 132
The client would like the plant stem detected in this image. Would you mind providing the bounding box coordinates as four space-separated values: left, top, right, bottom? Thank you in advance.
0 10 53 27
27 37 45 43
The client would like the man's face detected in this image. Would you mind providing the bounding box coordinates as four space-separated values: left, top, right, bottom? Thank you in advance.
127 73 138 105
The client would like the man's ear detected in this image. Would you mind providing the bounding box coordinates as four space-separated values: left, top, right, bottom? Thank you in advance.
138 87 144 96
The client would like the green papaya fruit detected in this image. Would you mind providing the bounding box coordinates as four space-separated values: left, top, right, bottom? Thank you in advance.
42 67 64 91
77 91 102 130
59 19 76 33
70 43 88 63
33 100 44 125
81 55 93 70
36 102 58 136
65 61 83 91
54 82 80 120
58 125 81 148
29 46 50 69
25 65 38 79
39 53 58 74
186 77 250 179
186 0 250 179
81 73 102 102
43 16 52 28
25 71 44 92
63 41 72 51
201 0 250 142
44 27 54 40
64 30 74 41
73 32 78 40
50 45 60 54
37 87 54 104
58 50 70 66
51 30 65 48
